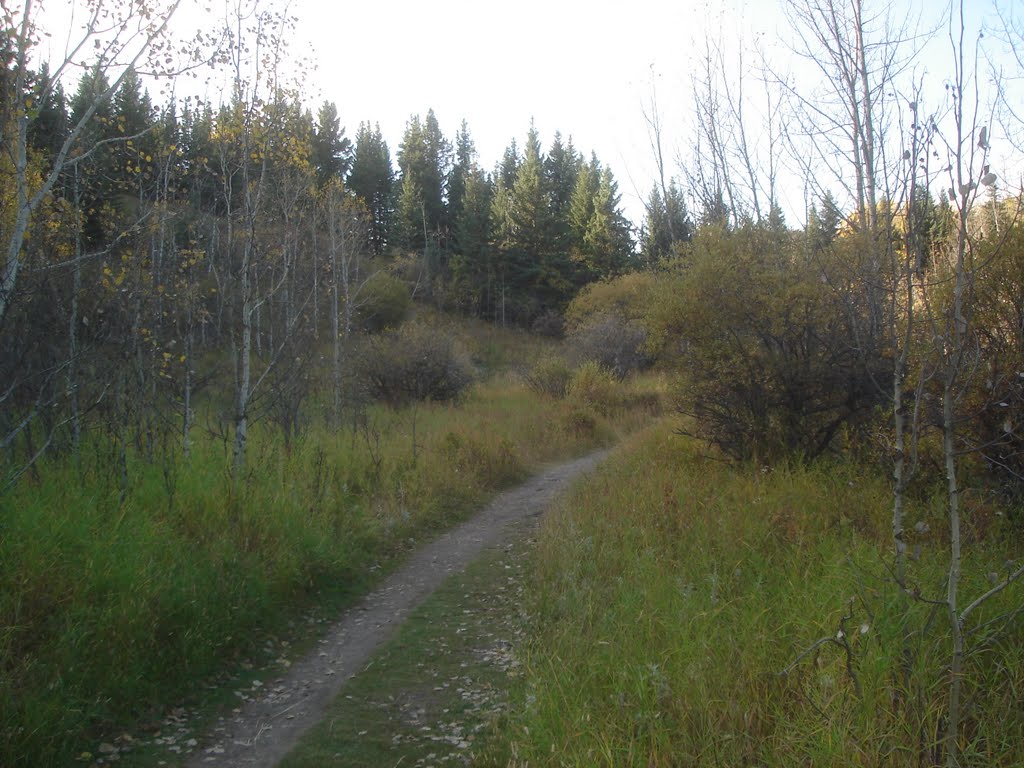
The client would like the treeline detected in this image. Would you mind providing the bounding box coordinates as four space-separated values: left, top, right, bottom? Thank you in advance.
0 44 637 482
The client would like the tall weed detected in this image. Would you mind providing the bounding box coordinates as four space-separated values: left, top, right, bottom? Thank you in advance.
495 425 1024 766
0 376 657 766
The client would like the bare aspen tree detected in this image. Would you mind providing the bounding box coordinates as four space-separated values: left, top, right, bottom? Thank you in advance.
642 67 677 242
207 0 302 472
929 8 1007 761
689 37 739 224
993 3 1024 155
687 32 783 226
322 182 370 427
894 5 1024 763
889 86 940 711
783 0 906 348
781 0 897 228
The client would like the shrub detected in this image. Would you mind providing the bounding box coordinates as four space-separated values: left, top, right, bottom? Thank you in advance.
562 409 597 438
523 356 573 399
356 270 411 332
564 271 659 331
356 324 473 406
567 313 651 379
530 309 565 338
662 223 885 462
568 360 621 415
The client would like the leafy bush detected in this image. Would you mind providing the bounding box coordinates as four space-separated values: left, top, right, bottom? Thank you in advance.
356 323 473 405
530 309 565 338
561 409 597 438
564 271 659 331
356 270 412 332
567 313 651 379
523 356 573 399
568 360 622 415
959 219 1024 499
657 223 884 462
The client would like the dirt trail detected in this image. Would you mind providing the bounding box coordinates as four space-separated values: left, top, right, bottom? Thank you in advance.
184 449 610 767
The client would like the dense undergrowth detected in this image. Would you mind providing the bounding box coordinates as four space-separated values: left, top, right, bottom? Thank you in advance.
490 424 1024 767
0 320 662 766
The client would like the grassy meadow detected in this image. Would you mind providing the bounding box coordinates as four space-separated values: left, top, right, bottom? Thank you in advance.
0 318 661 767
488 424 1024 767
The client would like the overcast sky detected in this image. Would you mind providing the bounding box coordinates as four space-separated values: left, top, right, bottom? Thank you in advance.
290 0 778 223
33 0 1021 227
289 0 1020 225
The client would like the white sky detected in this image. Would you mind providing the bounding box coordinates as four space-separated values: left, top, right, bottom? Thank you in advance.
30 0 1023 227
291 0 782 223
284 0 1022 226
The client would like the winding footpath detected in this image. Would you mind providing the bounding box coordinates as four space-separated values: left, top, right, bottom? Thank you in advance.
184 449 610 767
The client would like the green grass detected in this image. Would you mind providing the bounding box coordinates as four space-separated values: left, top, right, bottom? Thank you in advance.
0 373 661 767
493 423 1024 767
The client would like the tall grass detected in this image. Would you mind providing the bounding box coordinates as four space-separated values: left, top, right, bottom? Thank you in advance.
494 425 1024 766
0 375 658 767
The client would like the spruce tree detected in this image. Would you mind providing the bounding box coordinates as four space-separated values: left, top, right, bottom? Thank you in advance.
451 168 493 315
27 64 68 162
111 67 156 197
448 119 476 227
312 101 352 186
569 153 600 261
348 121 393 254
640 179 691 267
498 139 520 190
581 166 633 280
70 66 116 246
395 110 451 250
509 125 549 263
545 131 579 259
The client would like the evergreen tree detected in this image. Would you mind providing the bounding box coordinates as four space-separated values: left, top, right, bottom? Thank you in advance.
569 153 600 256
180 99 216 211
395 171 424 252
448 119 476 227
509 123 562 310
581 166 633 281
451 168 493 315
348 121 393 254
27 64 68 161
640 179 691 266
312 101 352 186
490 176 532 323
111 66 157 196
807 190 842 256
699 186 731 228
498 139 520 190
509 125 549 261
766 200 787 232
422 109 452 227
395 109 451 250
545 131 579 258
155 101 182 197
70 66 117 246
